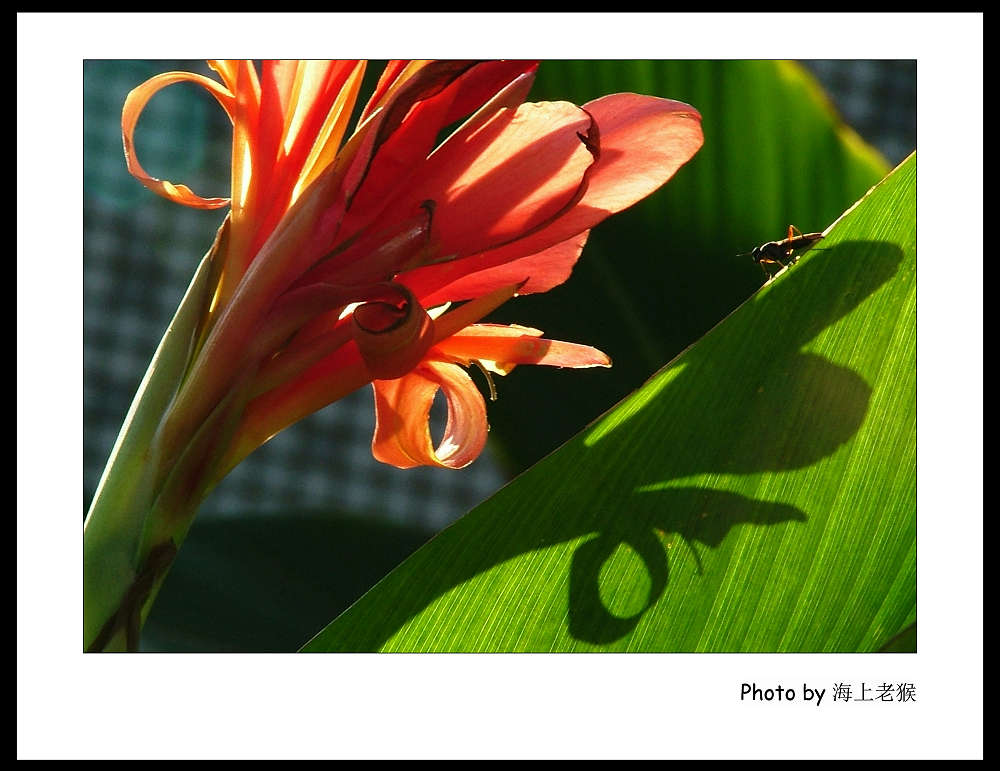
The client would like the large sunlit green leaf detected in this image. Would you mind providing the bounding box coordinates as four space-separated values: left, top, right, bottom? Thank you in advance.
106 61 908 652
304 153 915 652
485 60 891 472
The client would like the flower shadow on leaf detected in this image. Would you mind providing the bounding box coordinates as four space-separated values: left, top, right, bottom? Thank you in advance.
568 488 806 644
303 240 904 651
568 239 903 644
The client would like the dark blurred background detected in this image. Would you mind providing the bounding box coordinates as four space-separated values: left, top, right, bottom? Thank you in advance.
83 60 915 650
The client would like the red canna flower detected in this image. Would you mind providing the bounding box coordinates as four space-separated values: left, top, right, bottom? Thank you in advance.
86 59 703 651
122 59 703 477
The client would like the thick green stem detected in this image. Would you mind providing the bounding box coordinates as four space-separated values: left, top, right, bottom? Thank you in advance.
86 541 178 652
83 242 217 651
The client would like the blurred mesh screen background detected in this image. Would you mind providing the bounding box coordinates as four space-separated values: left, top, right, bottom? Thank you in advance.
83 60 916 536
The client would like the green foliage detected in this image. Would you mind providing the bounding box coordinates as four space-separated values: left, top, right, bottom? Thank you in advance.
304 154 916 652
84 245 217 650
485 60 889 471
132 61 912 652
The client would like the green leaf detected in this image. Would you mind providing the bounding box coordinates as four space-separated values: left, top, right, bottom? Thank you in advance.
83 224 223 649
485 60 892 472
877 622 917 653
303 153 916 652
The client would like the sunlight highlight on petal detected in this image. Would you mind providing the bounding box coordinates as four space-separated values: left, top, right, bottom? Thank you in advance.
121 60 702 473
372 362 488 469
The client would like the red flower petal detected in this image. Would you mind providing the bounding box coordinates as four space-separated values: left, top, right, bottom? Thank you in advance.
439 60 539 128
405 230 590 305
434 324 611 371
371 362 488 469
342 62 539 241
371 99 598 260
358 59 411 122
305 62 479 261
393 94 703 301
251 61 365 250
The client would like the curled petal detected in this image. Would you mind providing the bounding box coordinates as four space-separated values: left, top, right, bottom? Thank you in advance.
121 71 236 208
224 283 520 476
352 283 435 380
371 362 488 469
